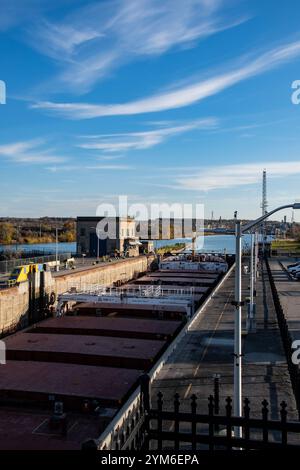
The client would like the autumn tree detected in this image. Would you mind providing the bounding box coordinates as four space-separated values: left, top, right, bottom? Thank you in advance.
0 222 15 244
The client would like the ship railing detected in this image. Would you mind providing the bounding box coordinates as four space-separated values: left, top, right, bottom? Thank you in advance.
64 284 195 299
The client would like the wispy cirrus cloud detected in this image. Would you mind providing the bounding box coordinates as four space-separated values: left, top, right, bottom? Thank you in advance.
29 21 103 60
0 139 66 164
46 164 133 173
174 161 300 191
32 39 300 118
26 0 246 93
77 118 218 153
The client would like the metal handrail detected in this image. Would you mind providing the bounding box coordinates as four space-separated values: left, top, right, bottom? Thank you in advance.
64 284 195 299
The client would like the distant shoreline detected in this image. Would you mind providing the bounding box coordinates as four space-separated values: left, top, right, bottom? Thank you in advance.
0 232 233 249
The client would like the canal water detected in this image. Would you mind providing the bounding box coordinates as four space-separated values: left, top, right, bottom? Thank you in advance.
0 242 77 254
154 234 261 253
0 234 262 255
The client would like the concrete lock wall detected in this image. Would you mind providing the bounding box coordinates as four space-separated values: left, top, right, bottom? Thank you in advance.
52 256 151 295
0 256 153 335
0 283 29 335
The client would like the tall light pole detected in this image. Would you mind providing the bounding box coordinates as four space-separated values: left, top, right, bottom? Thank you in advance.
233 220 242 434
250 233 254 308
247 233 256 333
233 202 300 435
254 232 259 281
55 227 59 272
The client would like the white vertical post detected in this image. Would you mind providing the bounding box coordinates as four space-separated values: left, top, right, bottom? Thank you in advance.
254 232 259 281
253 232 258 330
247 233 256 332
250 233 254 305
234 220 242 437
55 227 59 272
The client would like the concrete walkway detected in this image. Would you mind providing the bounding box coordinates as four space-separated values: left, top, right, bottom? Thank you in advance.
151 260 298 419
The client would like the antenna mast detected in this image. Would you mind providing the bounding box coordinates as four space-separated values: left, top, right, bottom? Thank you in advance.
260 169 268 249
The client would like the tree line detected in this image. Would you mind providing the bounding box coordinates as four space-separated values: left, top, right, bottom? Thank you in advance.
0 220 76 245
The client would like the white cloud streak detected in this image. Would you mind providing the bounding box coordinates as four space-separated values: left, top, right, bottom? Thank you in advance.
0 139 66 164
32 39 300 118
46 164 133 172
30 21 103 60
78 118 218 152
175 161 300 191
26 0 246 92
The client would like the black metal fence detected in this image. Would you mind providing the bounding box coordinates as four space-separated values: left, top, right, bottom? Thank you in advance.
145 391 300 450
82 375 300 451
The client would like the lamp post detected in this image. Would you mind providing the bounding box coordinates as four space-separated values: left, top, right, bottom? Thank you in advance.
55 227 59 272
233 202 300 436
247 233 256 333
233 220 242 430
250 232 254 307
254 232 259 282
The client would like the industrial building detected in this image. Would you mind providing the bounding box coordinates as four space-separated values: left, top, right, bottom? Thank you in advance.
76 216 140 257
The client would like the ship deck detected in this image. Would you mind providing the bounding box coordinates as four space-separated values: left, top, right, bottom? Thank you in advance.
0 262 225 449
29 315 182 340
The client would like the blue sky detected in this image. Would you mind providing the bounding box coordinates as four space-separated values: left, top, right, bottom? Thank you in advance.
1 0 300 220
